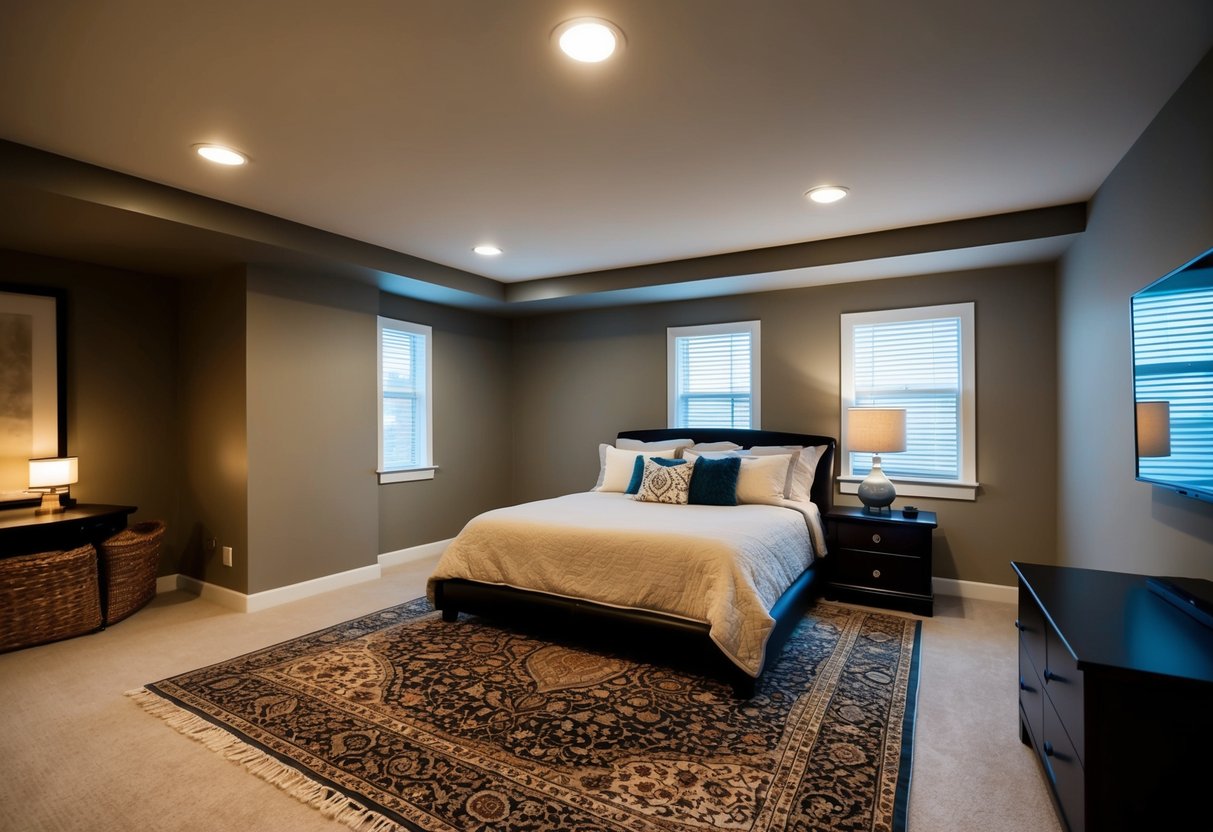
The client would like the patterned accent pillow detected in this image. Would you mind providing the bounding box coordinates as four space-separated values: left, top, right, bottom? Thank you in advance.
625 456 686 495
633 457 694 504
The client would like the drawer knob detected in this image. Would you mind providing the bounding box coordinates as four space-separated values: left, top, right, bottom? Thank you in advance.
1043 668 1060 682
1014 619 1023 631
1018 677 1030 692
1043 740 1055 757
871 533 882 544
872 569 882 579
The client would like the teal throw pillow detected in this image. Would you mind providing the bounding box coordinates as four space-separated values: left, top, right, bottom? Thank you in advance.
625 456 685 495
688 455 741 506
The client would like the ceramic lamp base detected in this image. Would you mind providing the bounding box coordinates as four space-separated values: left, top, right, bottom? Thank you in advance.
857 457 896 513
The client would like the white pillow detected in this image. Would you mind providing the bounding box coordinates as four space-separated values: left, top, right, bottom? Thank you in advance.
594 442 686 489
735 454 794 505
684 449 745 461
616 437 693 453
595 445 682 493
690 441 743 452
749 444 827 502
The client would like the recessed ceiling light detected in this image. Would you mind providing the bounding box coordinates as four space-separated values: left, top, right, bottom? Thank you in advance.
805 185 849 204
473 244 503 256
194 144 248 166
553 18 624 63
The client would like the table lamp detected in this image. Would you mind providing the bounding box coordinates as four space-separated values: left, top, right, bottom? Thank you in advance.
29 457 78 515
847 408 907 513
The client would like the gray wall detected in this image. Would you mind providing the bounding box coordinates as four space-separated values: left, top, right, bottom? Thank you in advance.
1058 48 1213 577
0 250 184 572
244 267 380 594
511 262 1058 587
377 294 513 553
178 268 248 591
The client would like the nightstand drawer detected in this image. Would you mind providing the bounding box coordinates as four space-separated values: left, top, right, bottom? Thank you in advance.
831 548 925 593
836 522 923 554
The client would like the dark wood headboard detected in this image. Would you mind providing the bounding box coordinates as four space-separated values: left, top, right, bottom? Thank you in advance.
616 428 836 514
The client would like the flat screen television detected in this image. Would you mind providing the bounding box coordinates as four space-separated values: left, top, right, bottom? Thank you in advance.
1131 245 1213 503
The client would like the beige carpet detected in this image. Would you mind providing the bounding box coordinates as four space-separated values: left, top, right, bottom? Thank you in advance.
0 556 1061 832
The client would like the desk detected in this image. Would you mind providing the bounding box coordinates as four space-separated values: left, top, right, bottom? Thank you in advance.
0 504 136 559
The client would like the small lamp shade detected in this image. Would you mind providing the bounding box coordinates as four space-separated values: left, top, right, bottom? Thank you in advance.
29 457 79 488
1136 401 1171 458
848 409 907 513
847 408 908 454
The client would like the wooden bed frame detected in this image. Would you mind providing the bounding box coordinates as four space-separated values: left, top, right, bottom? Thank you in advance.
431 428 836 697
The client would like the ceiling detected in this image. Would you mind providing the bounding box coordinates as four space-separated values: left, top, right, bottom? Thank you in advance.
1 1 1211 312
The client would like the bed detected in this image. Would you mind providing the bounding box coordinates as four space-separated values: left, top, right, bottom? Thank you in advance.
428 429 835 696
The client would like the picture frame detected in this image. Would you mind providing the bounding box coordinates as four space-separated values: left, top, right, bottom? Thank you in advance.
0 285 67 507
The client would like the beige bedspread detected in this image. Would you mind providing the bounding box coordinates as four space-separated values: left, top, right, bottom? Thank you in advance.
426 492 825 677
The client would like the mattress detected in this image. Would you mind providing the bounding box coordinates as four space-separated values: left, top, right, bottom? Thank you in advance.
427 491 826 677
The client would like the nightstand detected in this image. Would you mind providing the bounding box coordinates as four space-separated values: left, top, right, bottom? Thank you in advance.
825 506 936 616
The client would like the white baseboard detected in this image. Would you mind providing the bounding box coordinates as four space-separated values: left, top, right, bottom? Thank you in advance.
154 538 451 612
155 540 1016 612
157 563 384 613
933 576 1016 604
378 538 451 567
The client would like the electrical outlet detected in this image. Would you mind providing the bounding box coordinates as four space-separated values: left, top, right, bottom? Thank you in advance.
222 546 233 567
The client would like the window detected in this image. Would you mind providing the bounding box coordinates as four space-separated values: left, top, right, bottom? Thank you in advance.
378 317 434 483
667 321 760 429
840 303 976 500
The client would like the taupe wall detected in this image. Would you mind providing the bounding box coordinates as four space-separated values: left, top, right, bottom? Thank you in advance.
377 294 513 553
178 268 248 591
1058 47 1213 577
244 267 380 594
511 262 1058 587
0 250 184 571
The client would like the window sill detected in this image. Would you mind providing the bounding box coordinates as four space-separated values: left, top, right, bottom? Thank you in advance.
379 466 438 484
837 476 977 501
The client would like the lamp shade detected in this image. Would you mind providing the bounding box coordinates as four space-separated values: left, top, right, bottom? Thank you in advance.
847 408 907 454
1136 401 1171 458
29 457 78 488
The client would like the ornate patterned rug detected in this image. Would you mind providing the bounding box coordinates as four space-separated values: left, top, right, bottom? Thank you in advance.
130 599 921 832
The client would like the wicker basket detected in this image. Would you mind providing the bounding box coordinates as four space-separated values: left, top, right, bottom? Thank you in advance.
0 544 102 652
101 520 165 625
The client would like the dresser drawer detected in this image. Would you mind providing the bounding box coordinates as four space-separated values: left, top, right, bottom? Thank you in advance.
1016 585 1047 680
1018 637 1044 747
1043 695 1085 832
836 522 923 554
831 548 927 594
1044 634 1085 764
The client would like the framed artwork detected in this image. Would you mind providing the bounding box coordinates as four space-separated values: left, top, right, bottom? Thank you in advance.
0 285 66 506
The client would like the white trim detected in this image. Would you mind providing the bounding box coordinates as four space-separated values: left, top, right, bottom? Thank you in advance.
378 537 452 567
840 302 976 489
158 564 383 613
837 476 978 501
378 466 437 484
933 576 1017 604
667 319 762 429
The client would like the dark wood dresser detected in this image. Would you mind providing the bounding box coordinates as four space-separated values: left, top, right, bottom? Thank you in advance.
1012 562 1213 832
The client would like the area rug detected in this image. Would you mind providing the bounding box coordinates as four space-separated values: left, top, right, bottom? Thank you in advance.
129 599 921 832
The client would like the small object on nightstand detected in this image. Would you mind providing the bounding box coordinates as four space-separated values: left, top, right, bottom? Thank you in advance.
901 505 919 518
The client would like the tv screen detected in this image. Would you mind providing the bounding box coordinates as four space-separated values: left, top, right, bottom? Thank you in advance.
1131 246 1213 503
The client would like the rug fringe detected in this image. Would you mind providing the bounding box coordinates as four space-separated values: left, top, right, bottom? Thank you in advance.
126 687 403 832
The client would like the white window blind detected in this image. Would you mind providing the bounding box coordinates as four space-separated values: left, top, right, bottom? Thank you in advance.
668 321 761 429
1133 284 1213 482
378 317 432 481
841 303 976 499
